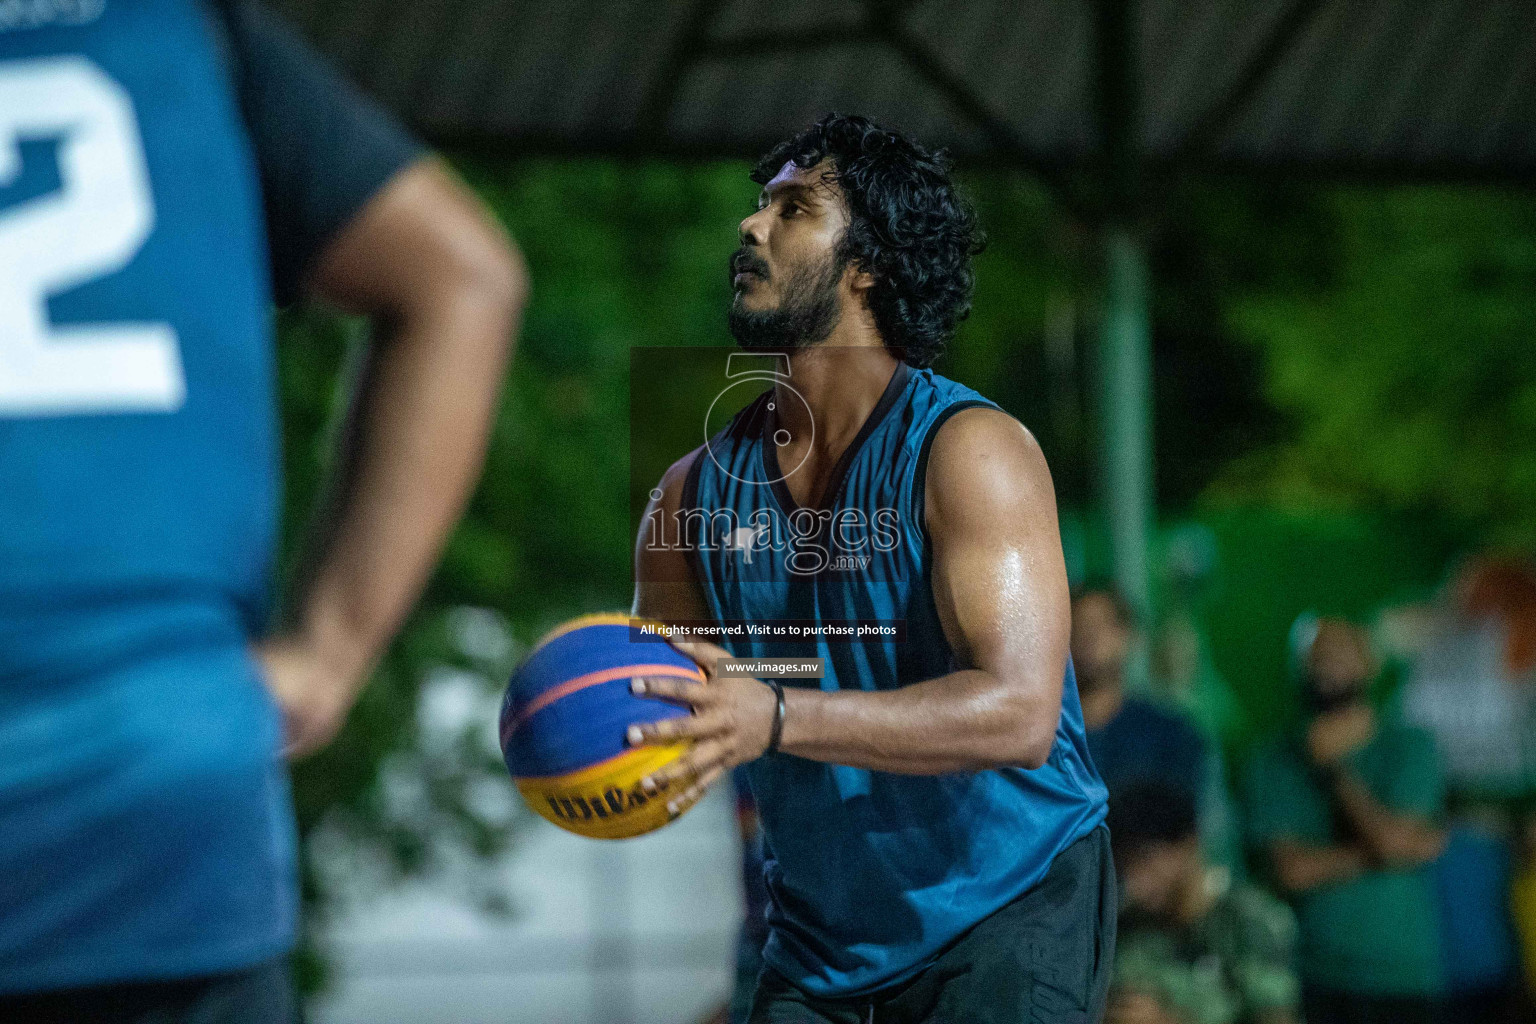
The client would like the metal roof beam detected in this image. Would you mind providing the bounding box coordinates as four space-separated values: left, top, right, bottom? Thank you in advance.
1094 0 1140 217
863 1 1086 220
407 0 482 114
696 25 877 59
636 0 728 137
1171 0 1330 163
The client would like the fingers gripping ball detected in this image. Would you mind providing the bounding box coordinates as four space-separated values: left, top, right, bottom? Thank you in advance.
499 614 702 839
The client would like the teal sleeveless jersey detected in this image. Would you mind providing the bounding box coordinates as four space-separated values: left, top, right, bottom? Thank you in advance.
682 362 1108 997
0 1 284 992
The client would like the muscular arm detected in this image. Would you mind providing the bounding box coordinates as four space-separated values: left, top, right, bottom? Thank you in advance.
631 408 1071 789
632 447 712 624
775 408 1069 772
261 159 526 754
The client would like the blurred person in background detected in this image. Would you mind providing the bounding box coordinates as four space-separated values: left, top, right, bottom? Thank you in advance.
1075 585 1245 876
1152 525 1247 748
1244 617 1446 1024
1398 557 1536 795
1432 824 1529 1024
1107 783 1299 1024
1148 564 1247 880
0 2 523 1021
1074 585 1209 802
1391 556 1536 1022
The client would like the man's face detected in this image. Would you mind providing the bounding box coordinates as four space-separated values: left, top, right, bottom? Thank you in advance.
1071 592 1132 692
1119 838 1200 919
728 160 851 351
1306 620 1372 707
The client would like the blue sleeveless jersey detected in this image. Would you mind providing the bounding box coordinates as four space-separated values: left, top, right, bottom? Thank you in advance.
683 362 1107 997
0 1 291 992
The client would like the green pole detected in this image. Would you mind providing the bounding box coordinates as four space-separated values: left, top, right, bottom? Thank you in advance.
1092 0 1152 622
1098 226 1153 619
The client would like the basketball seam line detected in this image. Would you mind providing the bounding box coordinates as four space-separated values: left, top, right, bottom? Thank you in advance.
501 663 705 744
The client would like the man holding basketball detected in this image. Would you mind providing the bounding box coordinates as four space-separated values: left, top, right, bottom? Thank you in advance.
633 115 1112 1023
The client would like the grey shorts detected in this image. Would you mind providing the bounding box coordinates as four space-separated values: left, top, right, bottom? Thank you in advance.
749 825 1117 1024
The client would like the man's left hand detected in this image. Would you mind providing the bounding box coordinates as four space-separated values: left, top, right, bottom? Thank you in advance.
626 639 779 817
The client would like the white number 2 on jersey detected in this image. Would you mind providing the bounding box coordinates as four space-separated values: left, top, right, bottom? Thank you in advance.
0 57 184 417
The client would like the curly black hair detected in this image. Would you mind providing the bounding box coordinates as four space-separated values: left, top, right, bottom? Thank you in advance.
751 113 985 368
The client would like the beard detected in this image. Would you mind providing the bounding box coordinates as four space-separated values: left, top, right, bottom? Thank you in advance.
728 246 847 352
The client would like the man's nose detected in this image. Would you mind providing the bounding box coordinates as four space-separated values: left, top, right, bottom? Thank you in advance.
739 208 769 247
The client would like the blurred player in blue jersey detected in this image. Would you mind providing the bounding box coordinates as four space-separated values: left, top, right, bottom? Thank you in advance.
0 2 525 1020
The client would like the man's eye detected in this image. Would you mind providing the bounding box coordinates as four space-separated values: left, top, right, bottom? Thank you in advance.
781 204 803 218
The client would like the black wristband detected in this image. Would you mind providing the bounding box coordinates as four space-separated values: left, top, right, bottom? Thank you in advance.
765 678 786 754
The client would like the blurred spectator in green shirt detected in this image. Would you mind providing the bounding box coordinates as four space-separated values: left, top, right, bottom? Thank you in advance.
1107 783 1299 1024
1245 617 1447 1024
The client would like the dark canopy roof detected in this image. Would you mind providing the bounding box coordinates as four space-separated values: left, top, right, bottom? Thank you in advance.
272 0 1536 183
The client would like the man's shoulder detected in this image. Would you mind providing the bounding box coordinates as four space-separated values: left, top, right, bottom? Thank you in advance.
907 369 1003 444
918 367 990 399
922 403 1026 462
655 445 706 508
920 406 1058 552
910 370 1037 490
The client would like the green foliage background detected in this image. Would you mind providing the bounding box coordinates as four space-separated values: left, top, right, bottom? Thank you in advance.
273 158 1536 969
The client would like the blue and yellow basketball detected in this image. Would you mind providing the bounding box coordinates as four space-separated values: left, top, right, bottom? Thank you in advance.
498 613 703 839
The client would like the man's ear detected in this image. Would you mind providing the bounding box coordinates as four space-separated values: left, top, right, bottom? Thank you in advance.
847 264 876 295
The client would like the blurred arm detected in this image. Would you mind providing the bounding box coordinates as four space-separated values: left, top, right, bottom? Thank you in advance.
1267 838 1367 894
1327 770 1446 867
265 159 526 754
